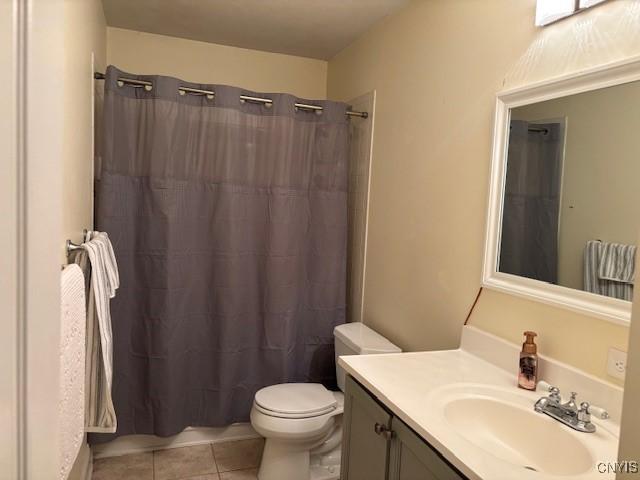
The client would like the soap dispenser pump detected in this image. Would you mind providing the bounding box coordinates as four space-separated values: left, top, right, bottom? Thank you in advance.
518 331 538 390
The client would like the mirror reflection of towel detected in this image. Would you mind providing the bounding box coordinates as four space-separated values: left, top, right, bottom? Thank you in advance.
597 242 636 285
584 240 634 301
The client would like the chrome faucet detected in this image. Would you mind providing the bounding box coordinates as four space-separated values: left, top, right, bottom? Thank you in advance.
534 382 609 433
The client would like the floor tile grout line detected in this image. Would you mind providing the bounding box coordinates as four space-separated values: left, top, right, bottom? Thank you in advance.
210 442 220 474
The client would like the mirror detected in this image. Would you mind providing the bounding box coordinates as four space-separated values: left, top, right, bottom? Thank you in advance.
484 59 640 324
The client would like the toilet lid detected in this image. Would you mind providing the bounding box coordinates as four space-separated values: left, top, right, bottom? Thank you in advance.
254 383 337 417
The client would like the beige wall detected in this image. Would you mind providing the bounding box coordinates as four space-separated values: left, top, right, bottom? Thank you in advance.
107 27 328 99
471 289 629 385
63 0 107 259
327 0 640 383
512 83 640 290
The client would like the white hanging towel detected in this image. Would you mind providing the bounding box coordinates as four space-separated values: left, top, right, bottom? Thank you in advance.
59 264 86 479
73 230 120 433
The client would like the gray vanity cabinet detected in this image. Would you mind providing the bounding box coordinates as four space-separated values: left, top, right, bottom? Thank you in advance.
341 376 466 480
341 375 393 480
388 417 464 480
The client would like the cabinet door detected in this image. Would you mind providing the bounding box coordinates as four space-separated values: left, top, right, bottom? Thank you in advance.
389 418 466 480
341 376 393 480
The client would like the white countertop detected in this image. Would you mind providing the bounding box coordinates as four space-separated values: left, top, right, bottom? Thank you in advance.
339 347 619 480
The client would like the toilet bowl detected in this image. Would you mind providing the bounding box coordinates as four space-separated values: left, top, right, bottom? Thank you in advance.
251 323 401 480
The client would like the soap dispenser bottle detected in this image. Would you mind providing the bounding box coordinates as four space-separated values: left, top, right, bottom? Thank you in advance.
518 331 538 390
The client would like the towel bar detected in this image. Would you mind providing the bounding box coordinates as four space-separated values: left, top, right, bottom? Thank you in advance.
66 229 90 255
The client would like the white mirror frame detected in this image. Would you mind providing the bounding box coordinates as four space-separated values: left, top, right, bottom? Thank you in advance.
483 55 640 326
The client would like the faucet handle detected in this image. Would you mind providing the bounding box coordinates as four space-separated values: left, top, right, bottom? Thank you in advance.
538 381 559 394
589 405 610 420
548 386 561 402
578 402 609 421
577 402 591 423
536 381 561 402
537 380 553 392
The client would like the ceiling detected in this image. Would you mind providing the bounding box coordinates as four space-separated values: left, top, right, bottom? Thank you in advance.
101 0 409 60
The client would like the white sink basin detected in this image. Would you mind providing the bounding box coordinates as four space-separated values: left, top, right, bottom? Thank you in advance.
444 397 592 475
429 384 619 478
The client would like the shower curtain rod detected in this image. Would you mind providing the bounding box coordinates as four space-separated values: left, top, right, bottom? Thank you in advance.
509 124 550 134
94 72 369 119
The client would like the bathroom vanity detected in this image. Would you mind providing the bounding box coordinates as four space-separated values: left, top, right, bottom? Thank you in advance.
342 375 464 480
338 326 623 480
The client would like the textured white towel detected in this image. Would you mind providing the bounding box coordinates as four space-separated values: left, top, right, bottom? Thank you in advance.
59 264 86 480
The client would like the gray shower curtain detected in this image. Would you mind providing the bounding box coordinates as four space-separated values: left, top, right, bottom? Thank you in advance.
92 66 350 441
499 120 562 283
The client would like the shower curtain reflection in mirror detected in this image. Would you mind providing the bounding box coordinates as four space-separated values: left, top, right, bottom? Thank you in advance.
499 120 564 284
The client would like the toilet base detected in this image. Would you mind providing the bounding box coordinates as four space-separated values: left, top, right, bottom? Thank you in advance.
309 449 340 480
309 464 340 480
258 439 308 480
257 439 341 480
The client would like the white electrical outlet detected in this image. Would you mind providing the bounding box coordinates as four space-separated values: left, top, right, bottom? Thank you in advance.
606 347 627 380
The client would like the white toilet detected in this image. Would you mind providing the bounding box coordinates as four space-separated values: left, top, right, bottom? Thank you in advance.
250 322 401 480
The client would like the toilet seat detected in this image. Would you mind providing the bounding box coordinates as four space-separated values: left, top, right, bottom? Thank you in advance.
250 390 344 442
254 383 338 419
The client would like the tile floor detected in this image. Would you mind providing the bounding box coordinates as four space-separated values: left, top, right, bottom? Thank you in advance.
93 438 264 480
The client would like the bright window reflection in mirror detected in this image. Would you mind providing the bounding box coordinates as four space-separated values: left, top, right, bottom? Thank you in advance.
580 0 609 8
535 0 576 26
536 0 611 26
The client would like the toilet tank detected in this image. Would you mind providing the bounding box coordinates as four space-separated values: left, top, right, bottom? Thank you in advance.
334 323 401 392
